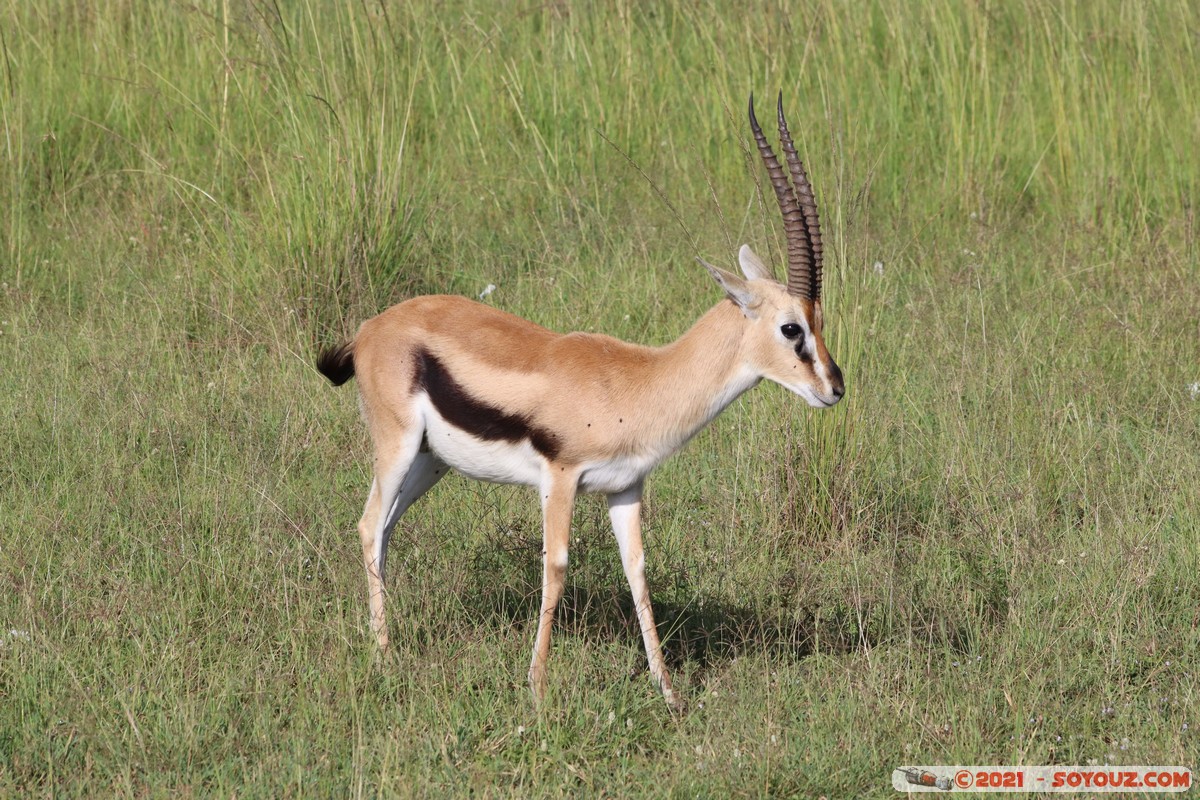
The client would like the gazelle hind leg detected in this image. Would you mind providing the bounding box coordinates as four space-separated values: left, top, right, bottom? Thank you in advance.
378 449 449 559
528 470 578 705
608 483 679 710
358 436 447 648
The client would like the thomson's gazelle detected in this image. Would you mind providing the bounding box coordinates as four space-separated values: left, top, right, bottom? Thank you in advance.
318 95 844 710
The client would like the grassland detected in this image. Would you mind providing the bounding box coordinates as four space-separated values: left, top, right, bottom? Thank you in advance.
1 0 1198 796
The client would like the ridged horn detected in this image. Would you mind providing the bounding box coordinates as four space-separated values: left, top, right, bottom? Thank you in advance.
775 92 823 302
748 93 820 301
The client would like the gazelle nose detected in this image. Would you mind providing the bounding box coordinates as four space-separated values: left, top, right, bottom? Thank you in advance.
829 361 845 398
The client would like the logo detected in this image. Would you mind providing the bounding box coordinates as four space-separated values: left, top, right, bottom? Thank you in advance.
892 766 1192 793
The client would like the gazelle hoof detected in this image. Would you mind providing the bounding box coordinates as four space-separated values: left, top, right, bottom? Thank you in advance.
662 687 684 713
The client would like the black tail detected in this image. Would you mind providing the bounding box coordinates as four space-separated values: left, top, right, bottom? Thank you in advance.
316 342 356 386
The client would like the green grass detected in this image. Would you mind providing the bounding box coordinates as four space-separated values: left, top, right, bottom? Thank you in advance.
2 0 1198 796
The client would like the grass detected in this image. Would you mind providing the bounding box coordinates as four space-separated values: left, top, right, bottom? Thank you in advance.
2 0 1198 796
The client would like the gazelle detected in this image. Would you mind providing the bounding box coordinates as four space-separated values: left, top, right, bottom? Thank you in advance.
317 94 844 710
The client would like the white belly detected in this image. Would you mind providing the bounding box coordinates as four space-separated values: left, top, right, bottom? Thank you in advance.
420 399 544 486
578 451 667 494
417 397 672 495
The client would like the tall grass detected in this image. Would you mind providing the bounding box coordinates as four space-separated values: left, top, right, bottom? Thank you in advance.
2 0 1197 796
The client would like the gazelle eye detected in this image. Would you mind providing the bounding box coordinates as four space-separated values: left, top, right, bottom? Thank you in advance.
780 323 802 340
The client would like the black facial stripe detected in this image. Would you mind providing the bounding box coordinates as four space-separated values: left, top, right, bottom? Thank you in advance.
413 349 562 459
795 341 813 363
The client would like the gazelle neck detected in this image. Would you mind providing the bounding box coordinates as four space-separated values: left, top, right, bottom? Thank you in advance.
639 300 760 448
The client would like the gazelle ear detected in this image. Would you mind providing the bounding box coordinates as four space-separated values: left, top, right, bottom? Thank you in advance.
698 257 760 318
737 245 774 282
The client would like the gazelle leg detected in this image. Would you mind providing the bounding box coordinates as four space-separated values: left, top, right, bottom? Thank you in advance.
528 470 578 704
608 482 679 710
358 435 447 648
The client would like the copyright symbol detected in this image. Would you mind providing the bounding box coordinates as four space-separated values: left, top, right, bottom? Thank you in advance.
955 770 973 788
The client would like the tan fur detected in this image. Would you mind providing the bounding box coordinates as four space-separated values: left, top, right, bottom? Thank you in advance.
323 94 844 709
321 263 843 711
353 289 837 463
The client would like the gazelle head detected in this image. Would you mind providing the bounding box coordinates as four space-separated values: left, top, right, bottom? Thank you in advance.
700 93 845 408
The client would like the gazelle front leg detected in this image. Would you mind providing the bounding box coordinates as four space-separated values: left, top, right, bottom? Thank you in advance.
528 468 578 705
608 482 679 710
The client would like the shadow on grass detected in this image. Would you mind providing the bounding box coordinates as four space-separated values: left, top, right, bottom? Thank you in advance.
448 512 1002 682
455 576 881 680
421 475 1011 688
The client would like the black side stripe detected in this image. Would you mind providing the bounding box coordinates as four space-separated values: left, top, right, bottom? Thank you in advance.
413 349 561 460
